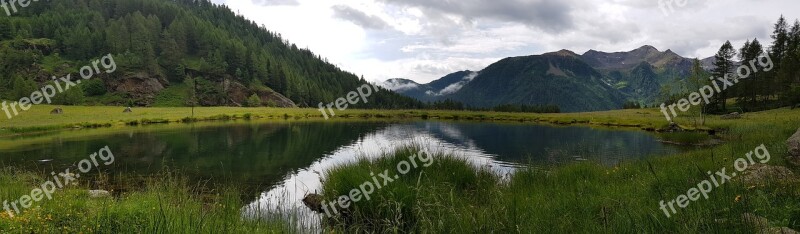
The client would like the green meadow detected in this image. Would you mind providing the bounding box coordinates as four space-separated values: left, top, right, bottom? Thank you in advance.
0 105 798 232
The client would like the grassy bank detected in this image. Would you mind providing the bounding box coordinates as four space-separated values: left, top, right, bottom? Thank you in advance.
1 106 798 232
2 104 790 138
0 169 287 233
318 111 800 232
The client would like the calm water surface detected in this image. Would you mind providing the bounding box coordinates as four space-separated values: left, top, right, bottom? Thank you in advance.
0 120 687 229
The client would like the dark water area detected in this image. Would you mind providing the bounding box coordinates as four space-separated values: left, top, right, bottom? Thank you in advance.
0 120 687 229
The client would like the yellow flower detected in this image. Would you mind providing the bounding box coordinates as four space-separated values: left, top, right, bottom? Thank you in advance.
734 195 742 202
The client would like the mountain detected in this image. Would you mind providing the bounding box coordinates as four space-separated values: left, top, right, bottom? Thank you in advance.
581 45 691 71
0 0 422 109
447 50 626 112
701 56 717 71
383 71 476 102
386 46 699 112
581 45 694 104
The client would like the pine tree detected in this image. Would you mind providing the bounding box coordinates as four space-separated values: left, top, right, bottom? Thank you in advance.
736 39 764 108
158 31 183 80
0 18 12 40
770 16 790 102
711 41 736 112
106 19 131 53
11 75 36 99
780 20 800 105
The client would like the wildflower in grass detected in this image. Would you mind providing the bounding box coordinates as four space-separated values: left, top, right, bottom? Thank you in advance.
734 195 742 202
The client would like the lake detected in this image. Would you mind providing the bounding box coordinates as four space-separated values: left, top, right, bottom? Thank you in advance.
0 120 687 228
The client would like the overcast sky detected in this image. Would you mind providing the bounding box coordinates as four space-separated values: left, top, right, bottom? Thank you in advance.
211 0 799 84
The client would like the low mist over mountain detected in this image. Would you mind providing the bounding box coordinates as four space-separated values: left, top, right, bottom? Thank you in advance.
385 45 701 112
382 71 477 103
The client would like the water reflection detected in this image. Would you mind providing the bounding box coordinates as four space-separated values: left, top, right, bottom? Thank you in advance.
0 120 684 231
241 122 684 231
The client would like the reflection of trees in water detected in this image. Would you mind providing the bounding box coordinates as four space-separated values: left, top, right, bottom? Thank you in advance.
0 122 389 196
414 122 681 166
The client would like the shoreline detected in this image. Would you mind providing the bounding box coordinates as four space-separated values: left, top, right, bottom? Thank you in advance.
0 104 740 138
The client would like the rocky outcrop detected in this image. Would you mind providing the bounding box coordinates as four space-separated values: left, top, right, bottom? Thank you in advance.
737 164 796 186
789 128 800 166
101 71 297 107
196 79 296 107
721 112 742 119
88 190 111 198
256 89 297 107
302 193 325 214
50 107 63 114
106 72 167 106
742 213 800 234
789 128 800 159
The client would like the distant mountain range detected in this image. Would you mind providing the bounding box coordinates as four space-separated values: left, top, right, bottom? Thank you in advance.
384 45 710 112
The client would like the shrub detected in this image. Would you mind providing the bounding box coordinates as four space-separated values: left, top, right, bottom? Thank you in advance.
246 94 261 107
81 79 107 96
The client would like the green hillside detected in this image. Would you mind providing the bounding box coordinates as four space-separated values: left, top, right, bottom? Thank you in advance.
450 50 626 112
0 0 423 109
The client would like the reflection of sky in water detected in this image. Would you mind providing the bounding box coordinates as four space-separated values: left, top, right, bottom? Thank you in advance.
0 119 683 233
242 122 683 232
242 124 516 232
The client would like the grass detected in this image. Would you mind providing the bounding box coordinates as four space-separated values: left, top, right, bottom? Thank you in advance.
317 107 800 232
0 168 287 233
321 147 503 232
0 106 798 232
152 84 190 107
657 131 714 145
0 104 759 138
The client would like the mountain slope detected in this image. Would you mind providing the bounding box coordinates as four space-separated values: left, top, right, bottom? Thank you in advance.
0 0 422 108
385 46 700 112
448 51 626 112
383 71 475 102
581 45 694 104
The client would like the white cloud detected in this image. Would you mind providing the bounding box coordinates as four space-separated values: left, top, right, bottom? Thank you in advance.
382 79 419 91
216 0 800 83
432 71 479 96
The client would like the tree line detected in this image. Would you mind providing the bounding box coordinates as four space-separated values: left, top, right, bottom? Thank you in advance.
694 16 798 114
423 99 560 113
0 0 423 108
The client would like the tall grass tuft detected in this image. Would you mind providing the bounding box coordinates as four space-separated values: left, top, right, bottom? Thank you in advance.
0 170 288 233
320 110 800 233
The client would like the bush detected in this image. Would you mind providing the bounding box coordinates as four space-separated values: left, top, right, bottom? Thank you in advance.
81 79 107 96
54 85 85 105
246 94 261 107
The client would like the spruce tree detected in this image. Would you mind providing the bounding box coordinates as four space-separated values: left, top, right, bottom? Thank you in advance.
712 41 736 112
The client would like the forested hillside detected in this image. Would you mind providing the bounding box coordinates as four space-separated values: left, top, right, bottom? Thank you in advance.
386 14 800 113
448 50 627 112
0 0 423 108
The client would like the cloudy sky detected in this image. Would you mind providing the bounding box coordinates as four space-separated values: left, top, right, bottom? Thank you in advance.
210 0 799 84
